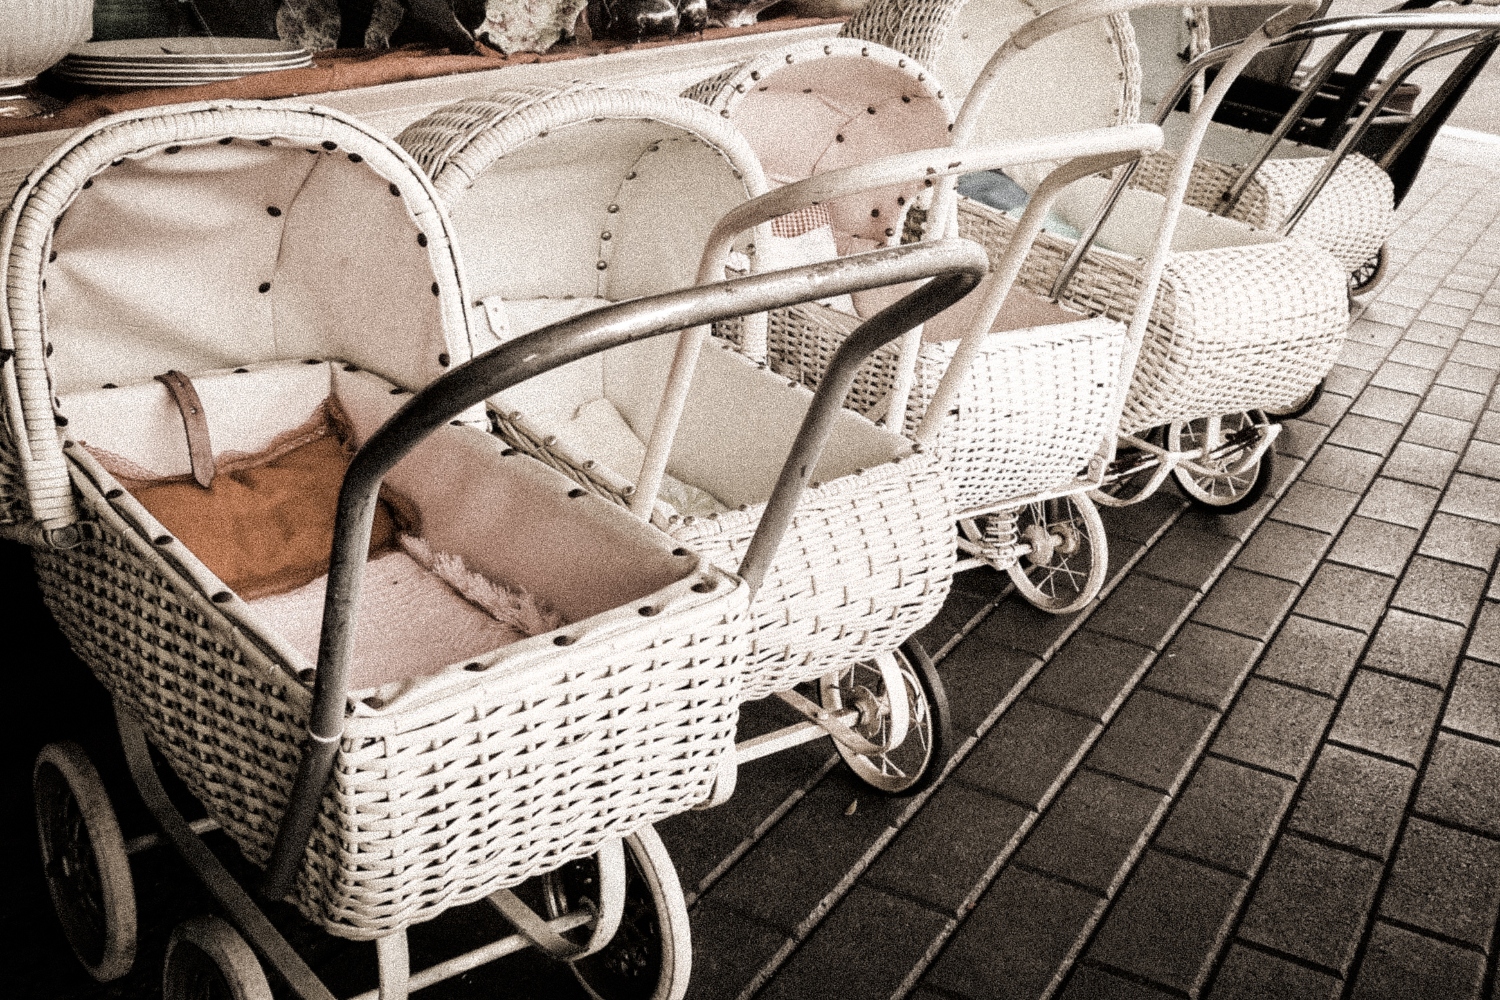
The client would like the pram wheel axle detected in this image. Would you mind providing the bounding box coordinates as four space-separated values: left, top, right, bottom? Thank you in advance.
820 640 951 796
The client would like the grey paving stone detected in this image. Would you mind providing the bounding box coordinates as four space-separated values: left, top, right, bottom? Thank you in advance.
1370 361 1437 396
1402 412 1473 452
1301 444 1384 493
1329 670 1445 766
1212 678 1336 779
1474 410 1500 443
1363 609 1468 686
1414 732 1500 838
925 866 1103 1000
1085 850 1246 996
1338 340 1388 373
1439 472 1500 524
1098 493 1186 546
1058 965 1179 1000
1349 922 1488 1000
1326 516 1421 577
913 587 989 654
1381 441 1459 489
1419 302 1474 328
979 596 1080 659
1273 418 1328 460
1437 361 1498 396
687 899 789 1000
1026 631 1156 724
1087 689 1219 795
1469 601 1500 665
1380 818 1500 949
756 885 949 1000
1016 770 1167 895
1325 414 1403 456
1387 340 1449 369
1297 389 1353 427
1356 477 1442 530
935 624 1041 738
1190 569 1301 644
1238 835 1384 974
706 767 911 933
1155 756 1295 876
1086 574 1198 653
1294 563 1397 633
1350 386 1422 425
1450 340 1500 369
1403 320 1462 349
1418 512 1500 569
1421 385 1489 422
1208 943 1342 1000
960 699 1100 809
1232 520 1330 585
1145 623 1262 711
864 781 1030 916
1133 525 1238 592
1445 659 1500 742
1256 615 1367 696
1430 286 1482 310
1288 744 1416 858
1459 438 1500 479
1391 556 1491 625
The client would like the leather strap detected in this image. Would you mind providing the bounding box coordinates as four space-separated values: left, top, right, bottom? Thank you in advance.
154 370 216 488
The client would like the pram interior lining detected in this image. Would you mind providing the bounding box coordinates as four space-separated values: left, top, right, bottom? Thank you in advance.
62 360 693 691
43 137 458 397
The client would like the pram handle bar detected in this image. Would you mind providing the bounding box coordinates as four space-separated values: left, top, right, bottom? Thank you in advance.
630 124 1163 519
261 237 989 899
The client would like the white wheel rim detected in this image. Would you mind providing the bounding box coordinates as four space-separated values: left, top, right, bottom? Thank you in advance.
1169 413 1265 505
1006 495 1107 613
821 652 934 793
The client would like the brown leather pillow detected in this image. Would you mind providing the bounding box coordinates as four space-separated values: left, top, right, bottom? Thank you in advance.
110 402 413 600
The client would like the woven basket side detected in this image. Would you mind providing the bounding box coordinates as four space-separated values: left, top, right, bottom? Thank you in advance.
955 198 1348 434
1132 148 1394 272
42 452 746 938
1 100 473 535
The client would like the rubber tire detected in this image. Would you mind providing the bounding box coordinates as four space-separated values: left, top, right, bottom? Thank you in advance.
551 827 691 1000
821 638 953 797
1168 414 1276 515
162 916 273 1000
34 741 137 982
1264 379 1324 422
1005 493 1108 614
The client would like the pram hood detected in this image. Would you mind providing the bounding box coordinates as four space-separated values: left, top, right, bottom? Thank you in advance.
0 100 478 535
398 81 769 318
841 0 1142 162
685 38 953 253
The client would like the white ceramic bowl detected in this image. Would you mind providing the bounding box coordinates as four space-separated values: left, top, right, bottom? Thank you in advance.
0 0 94 88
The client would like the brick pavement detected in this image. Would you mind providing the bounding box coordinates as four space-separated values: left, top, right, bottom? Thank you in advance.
3 142 1499 1000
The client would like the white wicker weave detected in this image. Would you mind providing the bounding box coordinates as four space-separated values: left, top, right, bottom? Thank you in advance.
398 84 957 700
3 102 750 938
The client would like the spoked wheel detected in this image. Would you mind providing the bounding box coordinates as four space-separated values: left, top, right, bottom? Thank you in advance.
819 639 952 796
543 828 691 1000
1006 493 1108 614
1348 242 1389 301
33 741 136 982
1092 427 1165 507
1168 411 1275 514
162 916 273 1000
1264 379 1325 422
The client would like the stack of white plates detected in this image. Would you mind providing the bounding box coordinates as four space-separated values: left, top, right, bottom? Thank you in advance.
53 37 312 90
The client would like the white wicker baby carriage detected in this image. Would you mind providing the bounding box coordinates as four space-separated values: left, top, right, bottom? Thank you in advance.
685 38 1171 614
397 82 960 796
5 99 987 1000
845 0 1356 529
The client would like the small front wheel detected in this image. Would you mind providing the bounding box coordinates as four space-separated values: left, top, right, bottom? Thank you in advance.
1168 412 1275 514
34 741 136 982
1348 242 1389 301
162 916 273 1000
544 827 691 1000
1006 493 1108 614
820 639 952 796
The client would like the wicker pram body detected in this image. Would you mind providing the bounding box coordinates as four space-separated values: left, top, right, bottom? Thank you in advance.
845 0 1394 274
687 38 1129 515
398 83 956 701
842 0 1350 436
2 102 750 939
